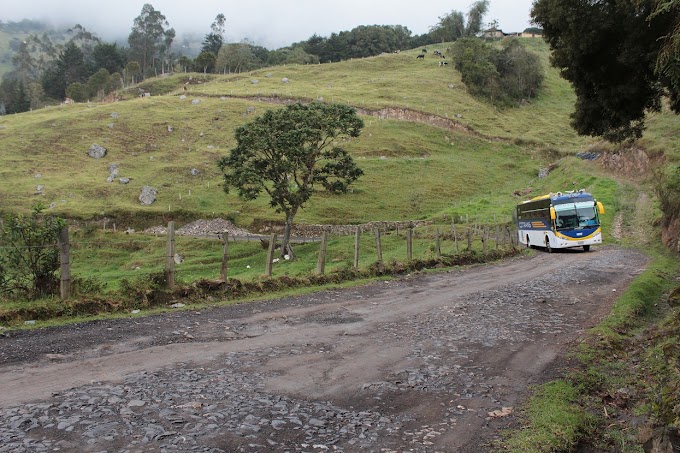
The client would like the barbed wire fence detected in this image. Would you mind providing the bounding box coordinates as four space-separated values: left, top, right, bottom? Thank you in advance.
2 217 519 301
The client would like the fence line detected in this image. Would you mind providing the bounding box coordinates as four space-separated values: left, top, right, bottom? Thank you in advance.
4 219 519 301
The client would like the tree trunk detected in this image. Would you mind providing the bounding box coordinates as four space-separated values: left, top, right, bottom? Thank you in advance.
280 211 296 259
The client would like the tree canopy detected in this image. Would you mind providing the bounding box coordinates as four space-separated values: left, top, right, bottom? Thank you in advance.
218 103 364 256
451 38 544 105
127 4 175 77
202 13 226 55
532 0 679 141
429 0 489 42
40 41 87 99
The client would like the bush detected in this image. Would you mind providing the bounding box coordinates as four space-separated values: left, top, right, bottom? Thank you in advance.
452 38 544 105
0 205 66 300
65 82 88 102
497 39 545 100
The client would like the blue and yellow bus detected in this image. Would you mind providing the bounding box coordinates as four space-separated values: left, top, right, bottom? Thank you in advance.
516 190 605 252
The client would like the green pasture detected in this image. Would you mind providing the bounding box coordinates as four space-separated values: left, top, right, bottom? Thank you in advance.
0 95 557 225
68 223 506 291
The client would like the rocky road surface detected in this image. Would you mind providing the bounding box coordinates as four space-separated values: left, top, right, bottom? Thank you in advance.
0 247 648 452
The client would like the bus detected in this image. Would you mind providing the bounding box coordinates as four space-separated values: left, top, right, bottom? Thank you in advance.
516 190 605 252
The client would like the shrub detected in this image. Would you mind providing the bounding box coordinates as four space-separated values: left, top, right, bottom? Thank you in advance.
65 82 88 102
0 205 66 300
452 38 544 105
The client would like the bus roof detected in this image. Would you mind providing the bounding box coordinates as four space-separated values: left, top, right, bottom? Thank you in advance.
520 190 595 205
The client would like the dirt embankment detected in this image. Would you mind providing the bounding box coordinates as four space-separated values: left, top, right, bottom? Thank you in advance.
0 247 648 452
597 145 679 251
598 145 662 178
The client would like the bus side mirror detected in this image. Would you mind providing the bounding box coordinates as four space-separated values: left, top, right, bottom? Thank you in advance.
550 207 556 220
597 201 605 214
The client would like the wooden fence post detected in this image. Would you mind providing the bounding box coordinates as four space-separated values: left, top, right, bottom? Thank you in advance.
406 228 413 260
509 226 517 248
59 225 71 300
353 228 361 270
375 229 383 264
453 223 459 254
220 234 229 281
435 228 441 258
467 227 472 251
165 221 175 289
482 226 488 253
316 231 329 275
265 233 277 277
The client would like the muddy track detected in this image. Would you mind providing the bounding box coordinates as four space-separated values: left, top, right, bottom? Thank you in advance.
0 246 647 452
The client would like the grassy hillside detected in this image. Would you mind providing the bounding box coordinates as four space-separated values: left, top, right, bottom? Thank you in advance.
0 96 541 225
183 40 591 152
0 39 677 230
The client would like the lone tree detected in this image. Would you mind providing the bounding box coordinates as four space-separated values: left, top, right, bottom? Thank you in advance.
218 102 364 257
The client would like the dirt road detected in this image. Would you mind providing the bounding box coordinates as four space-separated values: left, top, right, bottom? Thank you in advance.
0 247 647 452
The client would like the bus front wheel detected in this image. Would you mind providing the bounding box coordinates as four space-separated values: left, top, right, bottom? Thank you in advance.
545 237 552 253
583 245 591 252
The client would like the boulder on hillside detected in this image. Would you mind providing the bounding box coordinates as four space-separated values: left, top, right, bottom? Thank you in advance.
139 186 158 205
87 144 107 159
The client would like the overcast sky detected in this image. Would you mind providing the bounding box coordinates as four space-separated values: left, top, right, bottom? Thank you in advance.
1 0 537 49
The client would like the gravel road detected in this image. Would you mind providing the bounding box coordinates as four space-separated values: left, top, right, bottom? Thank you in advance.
0 247 648 452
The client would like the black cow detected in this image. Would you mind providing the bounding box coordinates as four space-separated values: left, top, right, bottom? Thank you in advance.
416 54 425 59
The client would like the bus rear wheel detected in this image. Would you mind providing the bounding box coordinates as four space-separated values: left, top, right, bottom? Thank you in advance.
545 237 552 253
583 245 591 252
526 235 531 249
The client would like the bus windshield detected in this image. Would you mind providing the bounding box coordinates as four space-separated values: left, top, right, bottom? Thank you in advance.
555 201 599 230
